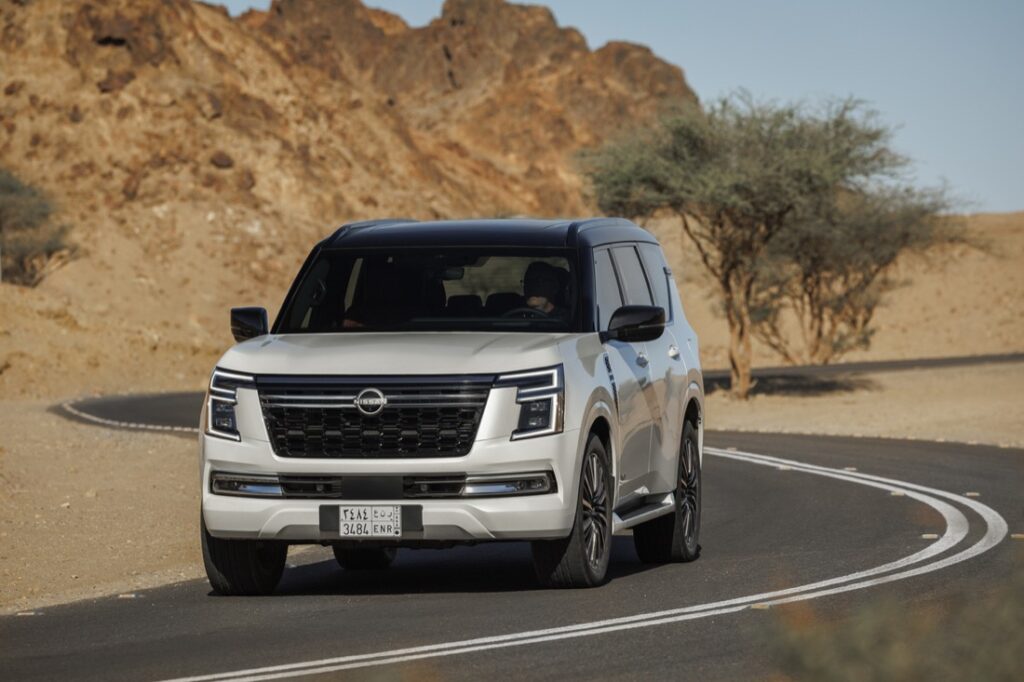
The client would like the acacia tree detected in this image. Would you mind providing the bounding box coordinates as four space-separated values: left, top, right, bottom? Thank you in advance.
584 94 934 398
755 187 955 364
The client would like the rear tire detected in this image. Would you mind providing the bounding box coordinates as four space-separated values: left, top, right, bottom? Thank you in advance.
201 517 287 595
633 420 702 563
332 547 397 570
531 433 613 588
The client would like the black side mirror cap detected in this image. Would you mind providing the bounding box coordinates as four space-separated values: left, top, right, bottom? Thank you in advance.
601 305 666 343
230 307 269 342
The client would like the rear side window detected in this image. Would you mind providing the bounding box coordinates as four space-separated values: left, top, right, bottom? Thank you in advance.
639 243 672 321
611 246 653 306
593 249 622 330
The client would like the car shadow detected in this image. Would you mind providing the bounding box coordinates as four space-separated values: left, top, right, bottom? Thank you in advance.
704 372 878 397
266 536 657 596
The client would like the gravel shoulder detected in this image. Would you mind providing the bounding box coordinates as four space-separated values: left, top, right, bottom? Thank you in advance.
706 361 1024 448
0 402 202 614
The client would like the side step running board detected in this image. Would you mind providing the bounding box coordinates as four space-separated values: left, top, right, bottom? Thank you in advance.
612 492 675 533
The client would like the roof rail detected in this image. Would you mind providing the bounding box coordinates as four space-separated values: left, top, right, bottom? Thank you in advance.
573 217 633 233
326 218 419 244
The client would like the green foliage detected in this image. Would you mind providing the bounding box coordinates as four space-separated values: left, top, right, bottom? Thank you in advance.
757 186 959 364
584 93 954 392
0 169 72 286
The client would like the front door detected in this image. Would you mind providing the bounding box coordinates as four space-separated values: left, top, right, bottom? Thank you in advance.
594 248 654 501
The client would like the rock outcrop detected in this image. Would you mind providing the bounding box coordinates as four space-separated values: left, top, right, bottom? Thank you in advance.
0 0 696 397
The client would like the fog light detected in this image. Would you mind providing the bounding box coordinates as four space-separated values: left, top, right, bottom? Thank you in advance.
211 472 283 497
462 472 555 497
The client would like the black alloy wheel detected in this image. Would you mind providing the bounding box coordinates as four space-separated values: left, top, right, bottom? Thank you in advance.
531 433 613 587
581 446 611 570
633 420 702 563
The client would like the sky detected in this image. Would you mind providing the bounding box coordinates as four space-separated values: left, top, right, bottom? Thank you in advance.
217 1 1023 212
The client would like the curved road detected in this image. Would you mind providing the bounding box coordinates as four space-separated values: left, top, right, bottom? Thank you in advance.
1 439 1019 680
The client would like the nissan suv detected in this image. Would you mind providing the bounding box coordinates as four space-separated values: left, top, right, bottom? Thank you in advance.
200 218 704 593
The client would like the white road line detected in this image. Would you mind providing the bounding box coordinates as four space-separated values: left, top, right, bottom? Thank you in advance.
61 401 200 434
159 447 1006 682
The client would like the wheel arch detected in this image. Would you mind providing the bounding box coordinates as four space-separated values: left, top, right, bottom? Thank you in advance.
579 398 616 505
683 394 704 463
588 414 612 453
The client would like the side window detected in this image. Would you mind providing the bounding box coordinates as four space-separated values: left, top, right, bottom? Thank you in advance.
639 243 672 321
594 249 622 330
611 245 653 306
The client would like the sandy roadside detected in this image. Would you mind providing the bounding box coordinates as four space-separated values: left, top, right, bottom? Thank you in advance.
1 362 1021 613
707 361 1024 448
0 403 203 614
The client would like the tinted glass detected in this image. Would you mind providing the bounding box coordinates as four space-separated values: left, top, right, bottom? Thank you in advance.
611 246 653 306
594 249 622 330
278 249 578 333
639 243 672 320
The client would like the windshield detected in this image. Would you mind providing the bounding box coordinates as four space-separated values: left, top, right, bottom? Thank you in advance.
276 249 579 333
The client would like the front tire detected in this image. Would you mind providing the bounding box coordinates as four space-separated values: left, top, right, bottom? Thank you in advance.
201 517 287 595
531 433 613 588
333 547 397 570
633 420 702 563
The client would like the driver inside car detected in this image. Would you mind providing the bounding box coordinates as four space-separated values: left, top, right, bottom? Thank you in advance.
523 262 567 318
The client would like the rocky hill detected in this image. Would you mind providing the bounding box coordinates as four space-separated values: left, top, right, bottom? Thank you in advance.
0 0 695 398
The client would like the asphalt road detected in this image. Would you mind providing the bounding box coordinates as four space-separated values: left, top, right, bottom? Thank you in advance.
2 432 1020 681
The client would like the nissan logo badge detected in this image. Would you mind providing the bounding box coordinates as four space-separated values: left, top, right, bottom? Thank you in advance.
354 388 387 416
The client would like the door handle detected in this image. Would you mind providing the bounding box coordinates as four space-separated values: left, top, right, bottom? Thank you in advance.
636 352 649 368
668 345 680 360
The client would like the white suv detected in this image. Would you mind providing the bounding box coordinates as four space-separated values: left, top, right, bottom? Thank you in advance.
200 218 704 592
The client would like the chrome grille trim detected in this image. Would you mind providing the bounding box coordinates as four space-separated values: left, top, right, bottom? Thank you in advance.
260 392 489 410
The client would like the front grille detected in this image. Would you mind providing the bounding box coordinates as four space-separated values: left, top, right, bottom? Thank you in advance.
256 375 493 458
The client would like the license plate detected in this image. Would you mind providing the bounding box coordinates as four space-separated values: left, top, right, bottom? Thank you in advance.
338 505 402 538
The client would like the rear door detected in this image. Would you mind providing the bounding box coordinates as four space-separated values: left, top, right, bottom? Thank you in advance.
594 248 652 499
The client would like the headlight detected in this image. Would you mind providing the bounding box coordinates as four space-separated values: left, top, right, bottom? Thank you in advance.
206 368 255 441
495 365 564 440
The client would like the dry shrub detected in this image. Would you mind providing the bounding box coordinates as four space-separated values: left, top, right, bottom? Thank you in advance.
0 169 74 286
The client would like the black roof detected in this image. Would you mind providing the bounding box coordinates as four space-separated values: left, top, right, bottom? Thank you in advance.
325 218 658 249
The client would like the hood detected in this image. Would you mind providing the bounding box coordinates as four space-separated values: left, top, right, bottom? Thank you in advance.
217 332 573 376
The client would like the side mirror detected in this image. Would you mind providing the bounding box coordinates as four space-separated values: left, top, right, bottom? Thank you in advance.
601 305 665 343
230 307 268 342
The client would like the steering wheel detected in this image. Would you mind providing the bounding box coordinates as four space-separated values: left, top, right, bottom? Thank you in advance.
501 306 549 319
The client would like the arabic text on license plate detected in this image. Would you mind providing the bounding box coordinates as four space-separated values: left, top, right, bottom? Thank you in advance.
338 505 401 538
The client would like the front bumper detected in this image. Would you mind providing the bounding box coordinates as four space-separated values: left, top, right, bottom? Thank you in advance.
201 484 576 542
201 390 584 541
